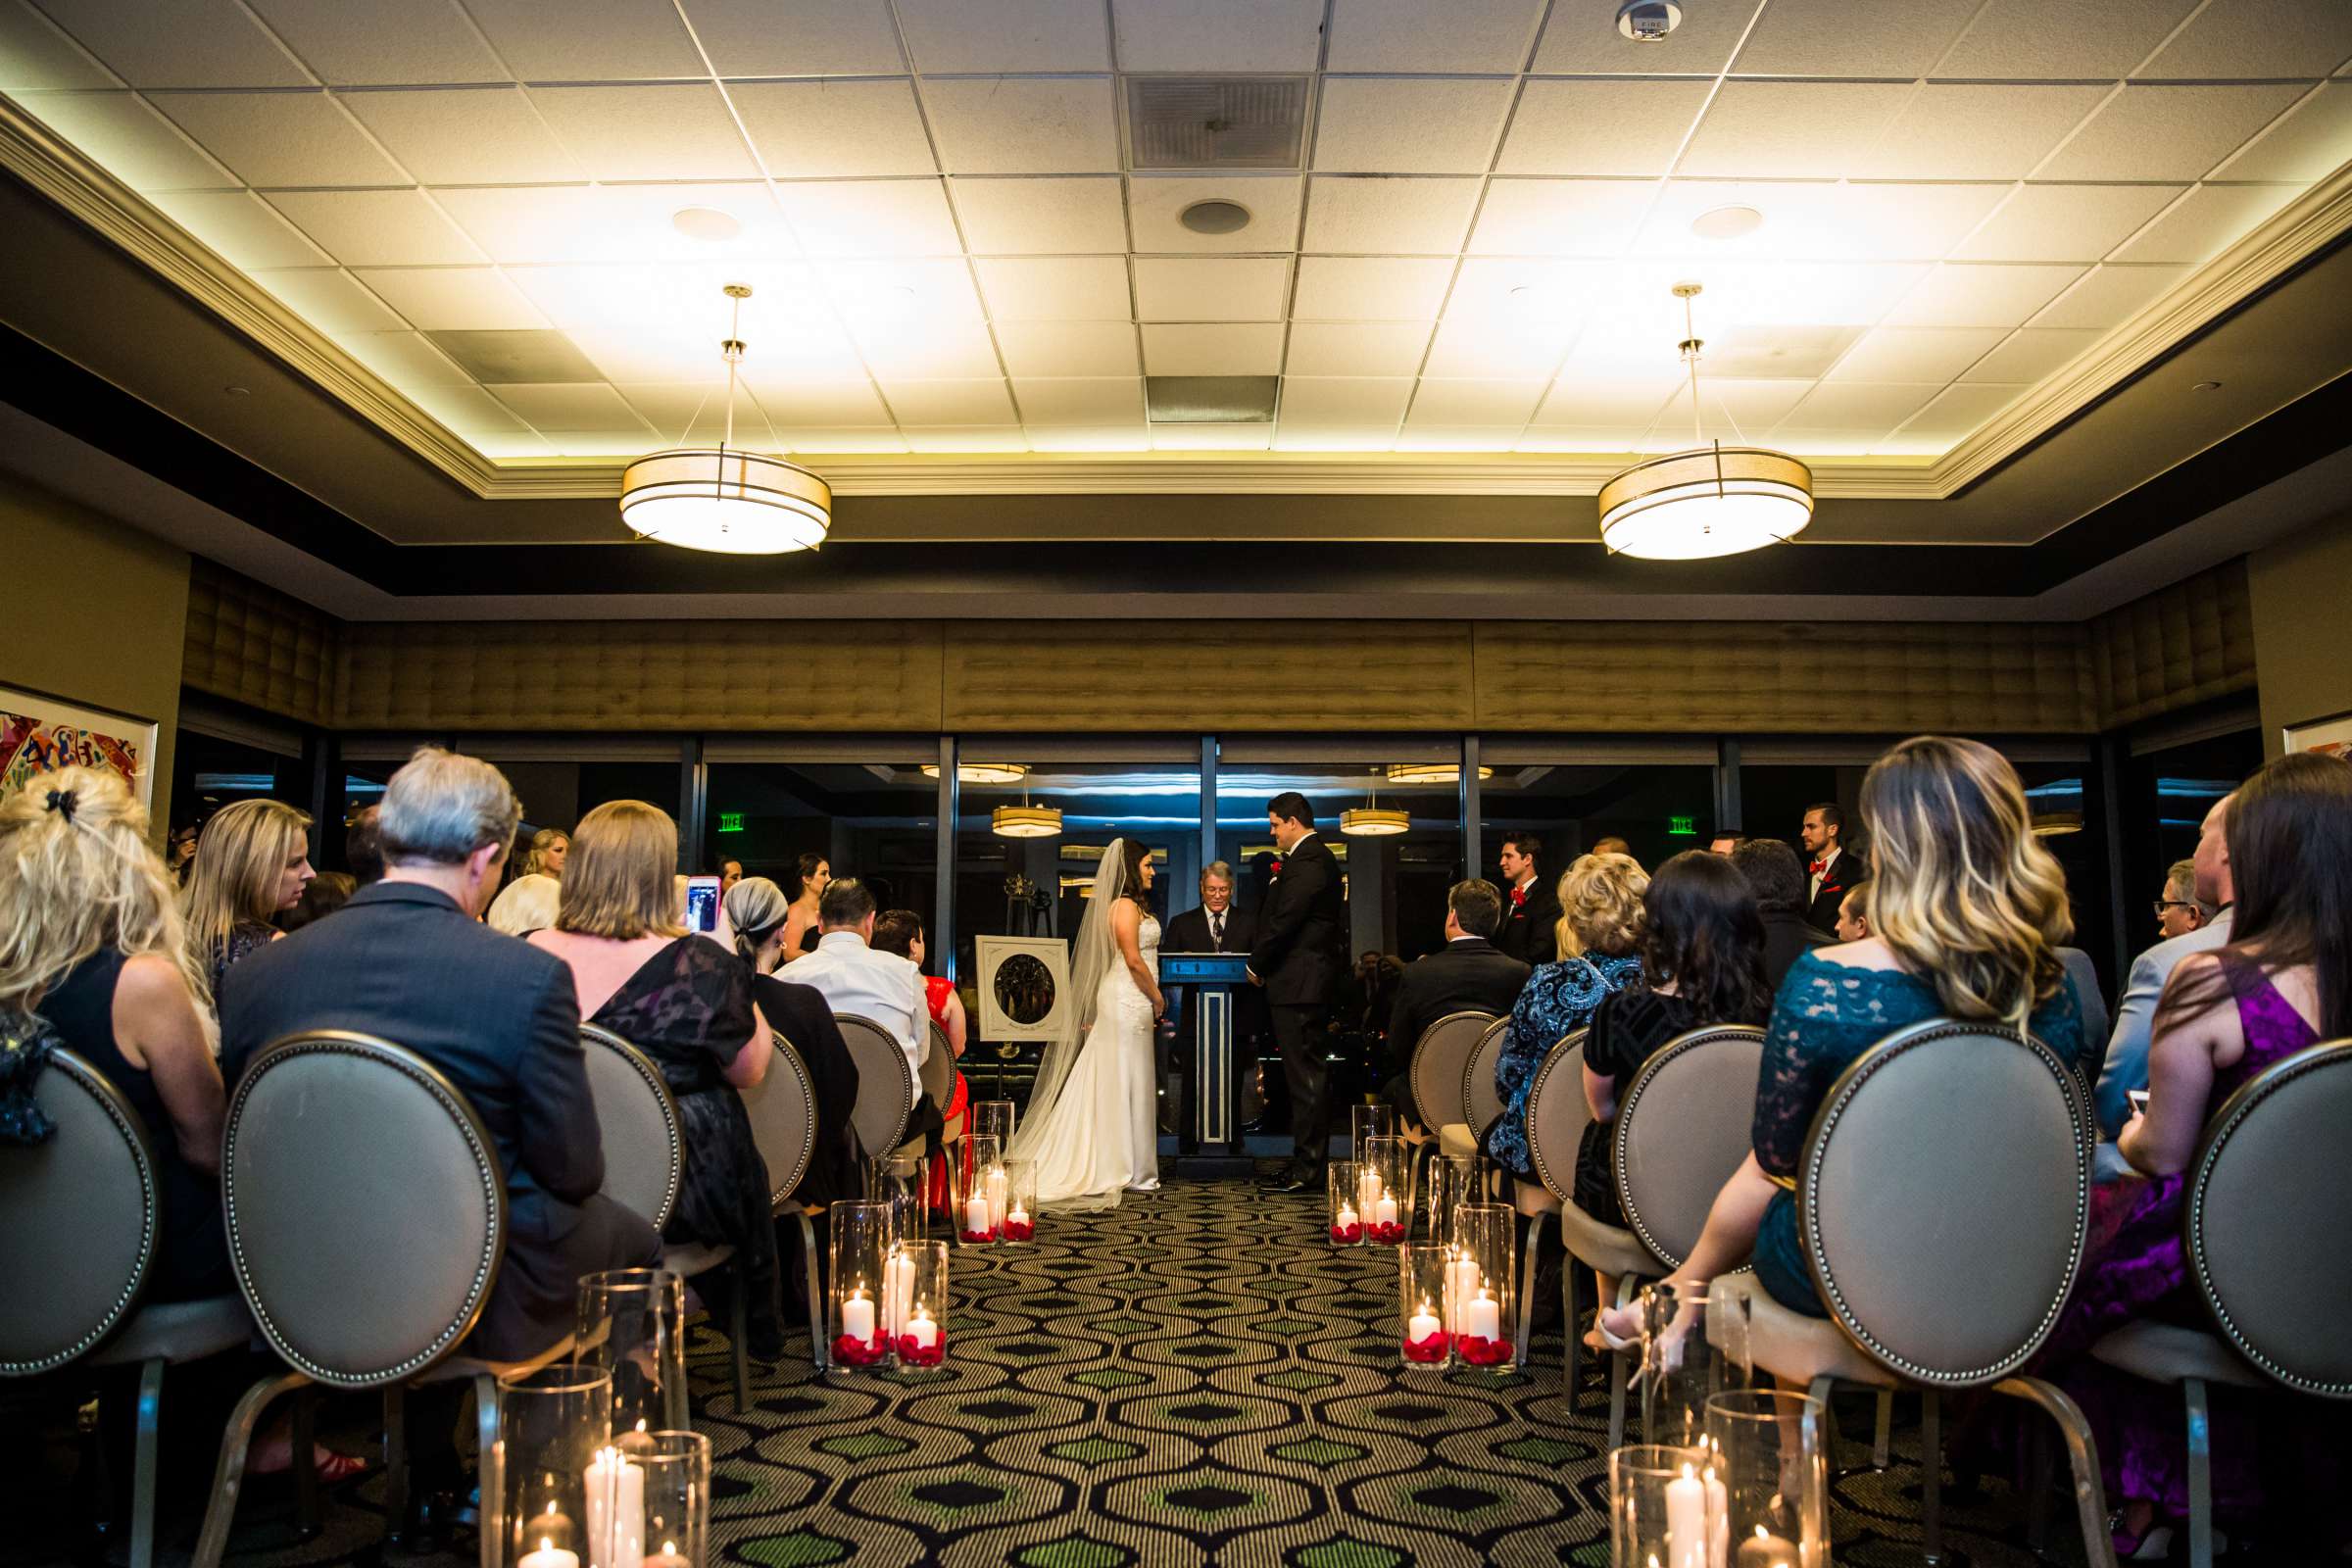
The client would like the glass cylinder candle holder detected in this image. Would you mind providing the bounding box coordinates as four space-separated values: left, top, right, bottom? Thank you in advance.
1397 1245 1454 1366
1446 1202 1516 1368
1326 1160 1366 1245
828 1200 897 1370
1348 1102 1395 1159
612 1430 710 1568
498 1363 613 1568
953 1134 1004 1245
999 1159 1038 1242
1639 1279 1723 1450
1704 1390 1830 1568
1358 1135 1412 1244
891 1240 950 1370
1423 1152 1479 1247
1608 1443 1712 1568
573 1268 687 1438
970 1100 1015 1151
876 1152 928 1243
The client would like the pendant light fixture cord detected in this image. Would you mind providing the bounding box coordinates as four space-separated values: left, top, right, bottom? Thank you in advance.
1679 284 1704 447
720 285 747 460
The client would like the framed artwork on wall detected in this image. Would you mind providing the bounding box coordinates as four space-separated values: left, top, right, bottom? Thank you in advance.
2283 709 2352 761
1 685 158 810
974 934 1072 1044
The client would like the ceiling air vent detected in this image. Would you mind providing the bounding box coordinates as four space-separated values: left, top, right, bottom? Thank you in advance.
424 329 604 384
1147 375 1280 423
1127 78 1309 170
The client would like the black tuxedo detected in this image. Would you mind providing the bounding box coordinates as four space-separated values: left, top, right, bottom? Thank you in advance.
1248 833 1348 1179
1803 845 1861 935
1494 876 1563 967
220 880 662 1361
1382 936 1532 1129
1759 906 1831 992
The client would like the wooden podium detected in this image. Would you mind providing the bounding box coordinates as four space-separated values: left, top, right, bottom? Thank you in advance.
1158 951 1254 1175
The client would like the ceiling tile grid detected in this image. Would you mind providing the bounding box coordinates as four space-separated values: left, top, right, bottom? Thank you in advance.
4 0 2349 462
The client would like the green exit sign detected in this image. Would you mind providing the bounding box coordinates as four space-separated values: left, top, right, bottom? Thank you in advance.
1668 814 1696 836
715 810 745 834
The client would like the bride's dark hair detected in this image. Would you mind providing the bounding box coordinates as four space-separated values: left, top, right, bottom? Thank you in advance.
1115 837 1152 906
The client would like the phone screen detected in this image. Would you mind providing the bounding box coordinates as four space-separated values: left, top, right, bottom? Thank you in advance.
685 875 721 934
2126 1089 2149 1116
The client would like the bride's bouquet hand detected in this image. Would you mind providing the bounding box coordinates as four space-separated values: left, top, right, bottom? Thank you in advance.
1150 989 1166 1020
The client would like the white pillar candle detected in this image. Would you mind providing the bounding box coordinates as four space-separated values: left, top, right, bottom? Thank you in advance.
643 1544 690 1568
984 1166 1008 1227
1445 1252 1481 1329
1007 1201 1030 1226
1464 1285 1501 1343
1337 1201 1359 1230
964 1194 992 1234
1373 1194 1399 1228
521 1541 580 1568
1666 1464 1707 1568
1357 1167 1382 1212
841 1284 875 1344
881 1249 914 1338
1736 1526 1798 1568
1705 1468 1729 1568
584 1446 645 1568
907 1304 940 1350
1408 1300 1443 1343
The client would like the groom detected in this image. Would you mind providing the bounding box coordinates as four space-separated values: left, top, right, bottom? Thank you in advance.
1248 791 1347 1193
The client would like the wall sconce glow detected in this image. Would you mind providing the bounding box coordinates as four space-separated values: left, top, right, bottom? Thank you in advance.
1385 762 1494 785
992 806 1063 839
1340 808 1410 837
922 762 1031 784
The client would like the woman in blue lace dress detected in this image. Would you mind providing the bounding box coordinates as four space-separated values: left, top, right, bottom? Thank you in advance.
1486 851 1649 1179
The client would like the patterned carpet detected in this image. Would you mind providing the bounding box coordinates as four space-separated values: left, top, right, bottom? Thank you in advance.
81 1177 2089 1567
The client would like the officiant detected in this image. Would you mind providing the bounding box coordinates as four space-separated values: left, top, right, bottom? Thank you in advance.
1163 860 1257 1152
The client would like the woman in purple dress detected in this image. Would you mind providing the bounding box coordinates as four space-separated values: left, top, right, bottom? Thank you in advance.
2042 750 2352 1556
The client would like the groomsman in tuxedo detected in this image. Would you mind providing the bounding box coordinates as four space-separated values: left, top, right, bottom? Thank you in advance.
1163 860 1256 1149
1249 792 1348 1192
1800 803 1860 934
1493 833 1563 966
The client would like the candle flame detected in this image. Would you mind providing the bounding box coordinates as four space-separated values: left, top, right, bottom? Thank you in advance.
1755 1526 1770 1540
543 1501 557 1515
540 1540 554 1554
1682 1463 1695 1480
635 1418 647 1433
664 1544 677 1556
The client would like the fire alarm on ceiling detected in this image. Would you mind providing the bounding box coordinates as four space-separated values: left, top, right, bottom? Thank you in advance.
1617 1 1684 41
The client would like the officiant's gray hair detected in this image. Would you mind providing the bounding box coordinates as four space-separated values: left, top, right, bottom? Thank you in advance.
1200 860 1234 885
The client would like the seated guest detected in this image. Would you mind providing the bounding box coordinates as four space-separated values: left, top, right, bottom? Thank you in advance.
780 852 831 960
1728 838 1829 991
2057 944 2110 1065
486 826 568 935
2094 796 2235 1145
180 797 314 1000
2041 752 2348 1554
345 803 385 886
168 819 200 886
873 910 968 1202
529 802 781 1358
1834 881 1870 942
1488 853 1648 1180
281 871 355 933
723 877 861 1209
1381 880 1530 1133
2154 854 2214 940
789 878 930 1091
1591 835 1635 863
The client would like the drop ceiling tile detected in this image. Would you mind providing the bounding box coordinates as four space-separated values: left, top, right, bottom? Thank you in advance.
2038 84 2306 182
485 381 649 430
1469 178 1656 256
1126 173 1303 253
1275 424 1398 451
1730 0 1977 77
1894 382 2029 443
1935 0 2198 79
2027 264 2190 328
1533 375 1682 426
14 92 233 188
610 383 724 438
952 175 1127 252
1420 313 1573 377
147 90 407 186
1851 84 2108 181
1699 323 1862 378
821 256 986 322
0 1 112 89
1326 0 1544 73
1443 256 1603 322
244 0 507 84
1301 175 1481 253
252 267 408 331
880 378 1018 424
1150 422 1272 451
1011 376 1148 424
1498 79 1710 177
1395 423 1524 450
338 86 584 184
356 266 548 330
1881 263 2086 327
468 431 556 457
508 260 823 337
1514 427 1642 452
1141 322 1284 375
429 185 609 263
2214 81 2352 181
1694 377 1814 429
893 0 1108 70
266 189 488 265
850 313 1003 377
918 77 1117 174
1027 422 1149 450
1628 179 2006 263
1824 326 2007 383
2110 184 2301 264
409 382 533 433
772 178 962 255
737 376 892 424
33 0 309 86
597 182 805 261
1532 0 1759 74
1276 376 1414 424
1678 81 1912 179
461 0 704 80
2137 0 2352 79
975 256 1132 319
1406 377 1546 423
1670 262 1925 328
992 321 1138 375
535 429 671 456
146 189 329 267
1816 184 2013 261
1109 0 1325 73
1311 77 1516 175
1284 320 1433 375
1774 381 1939 433
1292 257 1454 319
1949 184 2183 262
1134 257 1289 321
529 85 758 181
905 425 1029 452
773 426 908 453
687 0 905 75
333 329 472 385
1958 327 2104 383
731 78 938 178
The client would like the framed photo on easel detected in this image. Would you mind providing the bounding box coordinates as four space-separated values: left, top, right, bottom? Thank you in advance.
974 934 1072 1044
1 684 159 810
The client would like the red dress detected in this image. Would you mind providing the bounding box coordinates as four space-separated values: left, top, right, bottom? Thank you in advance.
922 975 968 1211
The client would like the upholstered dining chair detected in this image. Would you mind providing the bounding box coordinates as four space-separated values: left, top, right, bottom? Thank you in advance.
197 1031 572 1568
1705 1017 2118 1568
923 1018 956 1137
1517 1028 1592 1369
737 1030 825 1370
577 1025 751 1413
1453 1015 1512 1156
0 1049 265 1568
2087 1038 2352 1568
1409 1010 1498 1139
835 1014 915 1179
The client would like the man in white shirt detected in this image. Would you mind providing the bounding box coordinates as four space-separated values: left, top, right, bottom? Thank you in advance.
786 877 929 1084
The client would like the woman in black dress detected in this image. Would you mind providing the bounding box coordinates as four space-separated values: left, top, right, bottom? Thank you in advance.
722 875 861 1209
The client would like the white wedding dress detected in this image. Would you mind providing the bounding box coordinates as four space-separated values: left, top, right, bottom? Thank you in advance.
1012 906 1159 1206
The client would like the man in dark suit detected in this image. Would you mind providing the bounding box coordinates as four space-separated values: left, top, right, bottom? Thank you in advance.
1494 832 1563 967
220 748 662 1366
1249 792 1348 1191
1729 837 1829 991
1162 859 1255 1149
1381 880 1532 1131
1800 802 1861 934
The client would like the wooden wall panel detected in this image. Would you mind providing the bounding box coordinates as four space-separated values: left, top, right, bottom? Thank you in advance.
2090 558 2255 730
181 557 337 728
943 621 1476 731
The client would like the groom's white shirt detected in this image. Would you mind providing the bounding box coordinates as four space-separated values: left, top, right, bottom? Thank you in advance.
792 929 928 1077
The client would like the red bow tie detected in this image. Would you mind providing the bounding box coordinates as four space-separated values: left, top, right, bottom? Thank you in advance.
1810 858 1827 875
1509 886 1526 906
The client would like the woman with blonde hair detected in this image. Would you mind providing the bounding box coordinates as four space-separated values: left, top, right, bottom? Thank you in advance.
485 826 568 937
530 801 782 1355
179 797 313 1002
524 826 569 879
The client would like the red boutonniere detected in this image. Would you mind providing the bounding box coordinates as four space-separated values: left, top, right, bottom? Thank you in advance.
1270 858 1284 875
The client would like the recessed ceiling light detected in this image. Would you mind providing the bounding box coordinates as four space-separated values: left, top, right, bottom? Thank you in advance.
2192 380 2223 392
1179 199 1252 235
223 385 251 396
671 206 742 243
1616 0 1682 41
1690 205 1764 241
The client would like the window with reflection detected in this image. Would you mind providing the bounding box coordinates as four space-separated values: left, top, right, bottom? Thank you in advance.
1483 743 1719 905
701 748 942 938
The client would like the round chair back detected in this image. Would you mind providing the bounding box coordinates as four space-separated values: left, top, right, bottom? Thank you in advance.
919 1018 955 1111
1460 1016 1511 1135
1613 1025 1766 1270
0 1050 156 1375
223 1032 504 1388
739 1032 817 1207
837 1015 913 1157
1409 1011 1497 1130
1523 1029 1592 1203
2187 1039 2352 1397
1798 1017 2091 1388
578 1025 682 1230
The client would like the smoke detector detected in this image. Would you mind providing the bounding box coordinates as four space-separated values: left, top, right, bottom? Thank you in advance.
1617 1 1683 41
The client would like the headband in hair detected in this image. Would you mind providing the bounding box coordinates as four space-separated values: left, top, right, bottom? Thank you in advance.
44 788 77 822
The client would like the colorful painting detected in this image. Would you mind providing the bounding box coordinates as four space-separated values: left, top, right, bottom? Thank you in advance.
1 686 158 809
2283 709 2352 762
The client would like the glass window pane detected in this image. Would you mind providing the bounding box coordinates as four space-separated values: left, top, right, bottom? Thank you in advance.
703 757 942 932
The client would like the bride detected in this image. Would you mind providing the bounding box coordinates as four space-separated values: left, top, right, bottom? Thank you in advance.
1008 837 1163 1206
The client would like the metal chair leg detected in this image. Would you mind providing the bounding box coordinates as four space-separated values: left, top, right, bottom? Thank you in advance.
1873 1389 1893 1470
729 1257 752 1412
797 1211 827 1372
383 1386 411 1548
473 1372 503 1568
1922 1388 1943 1565
2024 1413 2055 1555
1605 1275 1637 1452
290 1386 322 1538
191 1370 311 1568
1515 1215 1539 1367
130 1357 164 1568
2183 1376 2213 1568
1993 1375 2120 1568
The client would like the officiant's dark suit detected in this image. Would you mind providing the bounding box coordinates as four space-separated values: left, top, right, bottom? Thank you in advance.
1382 885 1531 1130
1249 801 1348 1187
1163 886 1255 1148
